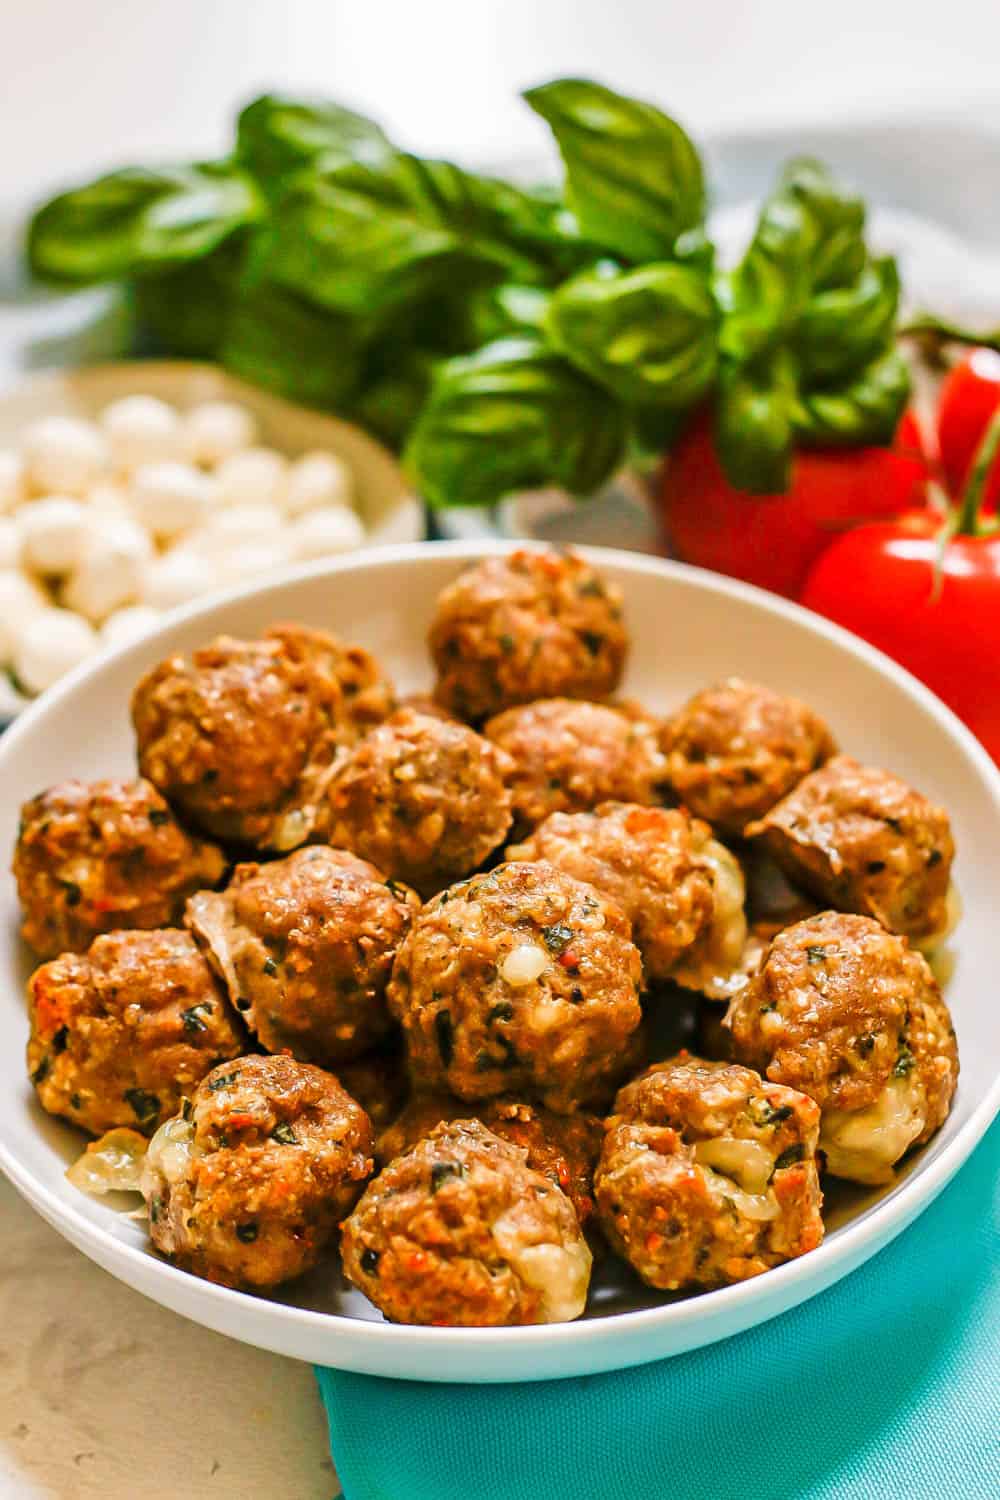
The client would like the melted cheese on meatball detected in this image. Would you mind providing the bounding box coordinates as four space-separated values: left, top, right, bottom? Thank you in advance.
673 839 749 999
490 1207 592 1323
693 1136 780 1221
820 1075 926 1186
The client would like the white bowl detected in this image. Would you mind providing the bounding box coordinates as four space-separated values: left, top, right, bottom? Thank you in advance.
0 541 997 1383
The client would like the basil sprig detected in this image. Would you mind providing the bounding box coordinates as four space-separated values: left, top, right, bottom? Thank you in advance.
26 82 909 506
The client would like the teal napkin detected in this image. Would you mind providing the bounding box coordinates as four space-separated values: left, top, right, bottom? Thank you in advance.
317 1120 999 1500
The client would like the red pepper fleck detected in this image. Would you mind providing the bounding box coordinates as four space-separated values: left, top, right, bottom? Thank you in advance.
558 949 580 972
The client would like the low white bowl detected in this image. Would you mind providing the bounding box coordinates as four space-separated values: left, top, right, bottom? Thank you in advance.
0 541 997 1383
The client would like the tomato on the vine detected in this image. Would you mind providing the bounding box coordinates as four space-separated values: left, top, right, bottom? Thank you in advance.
936 347 1000 509
659 410 927 600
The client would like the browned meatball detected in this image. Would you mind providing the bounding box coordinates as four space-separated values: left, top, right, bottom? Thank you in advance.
746 755 955 946
132 624 393 850
430 549 627 722
507 802 747 993
336 1043 410 1135
27 929 244 1136
141 1054 373 1289
662 678 836 836
486 698 668 834
316 709 514 898
388 861 643 1113
186 845 419 1065
377 1093 602 1226
595 1056 824 1291
726 912 958 1184
342 1119 591 1325
12 778 226 959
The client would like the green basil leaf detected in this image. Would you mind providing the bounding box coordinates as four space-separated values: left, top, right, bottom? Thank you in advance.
792 346 911 448
256 174 499 332
796 256 899 381
470 283 551 343
134 236 247 358
404 336 627 508
219 280 364 410
523 78 704 262
349 349 438 451
715 350 798 493
545 261 718 407
236 93 392 188
28 163 261 285
778 158 866 291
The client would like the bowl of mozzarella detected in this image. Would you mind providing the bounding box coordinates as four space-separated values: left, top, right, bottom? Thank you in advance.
0 361 423 720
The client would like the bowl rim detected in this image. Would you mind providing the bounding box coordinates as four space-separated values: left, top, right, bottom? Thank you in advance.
2 538 998 1375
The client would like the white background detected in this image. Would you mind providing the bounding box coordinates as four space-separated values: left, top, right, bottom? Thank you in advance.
2 3 999 1495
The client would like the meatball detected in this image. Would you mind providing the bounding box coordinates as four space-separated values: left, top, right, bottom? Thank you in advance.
377 1093 602 1225
507 802 747 994
595 1056 824 1290
27 929 244 1136
430 549 627 721
142 1054 373 1289
316 709 514 897
132 623 393 849
726 912 958 1184
387 861 643 1113
13 778 226 959
336 1044 410 1134
746 755 956 946
486 698 668 834
342 1119 592 1325
661 678 836 836
186 845 419 1065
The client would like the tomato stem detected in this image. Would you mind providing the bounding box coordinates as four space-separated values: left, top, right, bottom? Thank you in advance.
956 403 1000 535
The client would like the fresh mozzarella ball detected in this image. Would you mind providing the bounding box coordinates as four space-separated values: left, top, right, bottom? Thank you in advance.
19 497 92 575
283 451 354 516
101 395 180 471
21 415 108 496
88 480 133 521
290 505 366 560
14 607 99 693
142 547 217 610
129 462 213 541
0 570 48 662
62 519 152 622
214 447 288 507
196 503 284 555
100 603 162 648
0 516 22 570
0 451 25 513
218 537 292 586
181 401 257 467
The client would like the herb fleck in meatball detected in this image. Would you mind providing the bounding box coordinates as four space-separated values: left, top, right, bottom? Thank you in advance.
186 845 419 1065
132 624 393 850
317 709 514 897
388 861 643 1113
746 755 956 946
377 1093 603 1225
662 678 836 836
13 778 226 959
430 549 627 722
27 929 244 1136
507 802 747 994
142 1053 373 1289
486 698 668 834
726 912 958 1184
342 1119 591 1325
595 1055 824 1291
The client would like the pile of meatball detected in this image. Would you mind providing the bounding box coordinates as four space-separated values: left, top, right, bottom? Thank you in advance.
14 547 960 1328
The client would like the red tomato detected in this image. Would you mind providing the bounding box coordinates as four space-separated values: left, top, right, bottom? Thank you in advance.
800 512 1000 761
937 348 1000 509
659 410 927 599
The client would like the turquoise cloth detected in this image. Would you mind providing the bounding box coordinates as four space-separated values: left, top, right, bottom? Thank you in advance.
317 1120 999 1500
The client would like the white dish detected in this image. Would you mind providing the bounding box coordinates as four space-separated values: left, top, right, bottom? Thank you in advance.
0 360 423 546
0 541 997 1383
